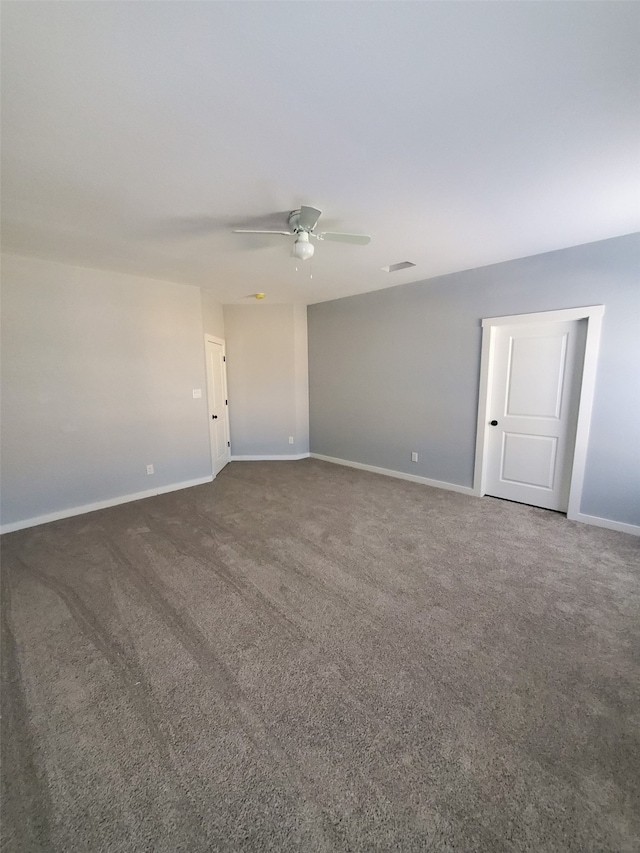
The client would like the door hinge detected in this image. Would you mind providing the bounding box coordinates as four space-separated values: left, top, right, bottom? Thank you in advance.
227 441 230 447
223 356 226 362
225 400 228 405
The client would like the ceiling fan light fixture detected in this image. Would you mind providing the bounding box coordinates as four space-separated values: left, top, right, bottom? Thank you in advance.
293 232 314 261
232 205 369 260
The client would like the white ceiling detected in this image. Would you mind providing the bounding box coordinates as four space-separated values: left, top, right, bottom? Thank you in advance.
2 1 639 305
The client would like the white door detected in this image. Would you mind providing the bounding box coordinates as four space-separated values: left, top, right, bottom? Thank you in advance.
205 337 230 477
484 319 587 511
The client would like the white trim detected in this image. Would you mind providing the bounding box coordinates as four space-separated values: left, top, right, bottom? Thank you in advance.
481 305 605 327
0 476 214 534
310 453 475 496
204 334 226 346
230 454 310 462
569 513 639 537
474 305 605 522
565 310 604 521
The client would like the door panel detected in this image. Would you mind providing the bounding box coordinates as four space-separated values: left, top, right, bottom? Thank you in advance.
485 319 586 511
506 334 567 418
501 433 557 489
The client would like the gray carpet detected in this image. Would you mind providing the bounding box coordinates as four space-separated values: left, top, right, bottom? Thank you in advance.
2 459 639 852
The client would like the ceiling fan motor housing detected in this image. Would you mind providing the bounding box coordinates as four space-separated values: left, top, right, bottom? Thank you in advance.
288 210 305 233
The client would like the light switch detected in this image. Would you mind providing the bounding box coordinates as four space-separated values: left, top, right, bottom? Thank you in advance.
192 389 202 398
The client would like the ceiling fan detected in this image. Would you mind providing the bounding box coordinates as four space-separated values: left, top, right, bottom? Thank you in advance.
232 206 371 260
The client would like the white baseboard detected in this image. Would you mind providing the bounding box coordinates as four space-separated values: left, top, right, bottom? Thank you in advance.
311 454 639 536
0 475 214 534
230 454 310 462
568 511 640 537
310 453 476 496
5 462 635 539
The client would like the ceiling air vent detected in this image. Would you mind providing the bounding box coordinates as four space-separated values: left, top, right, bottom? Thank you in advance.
381 261 416 273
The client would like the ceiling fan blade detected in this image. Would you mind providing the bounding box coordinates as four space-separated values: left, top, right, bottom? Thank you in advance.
232 229 291 236
298 206 322 231
316 232 371 245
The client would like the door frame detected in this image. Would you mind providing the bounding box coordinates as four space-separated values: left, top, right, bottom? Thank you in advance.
473 305 604 521
204 334 230 477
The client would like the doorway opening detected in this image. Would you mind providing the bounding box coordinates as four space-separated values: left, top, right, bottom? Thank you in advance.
204 335 231 477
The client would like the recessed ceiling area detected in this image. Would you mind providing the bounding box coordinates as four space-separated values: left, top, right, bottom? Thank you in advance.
1 1 638 305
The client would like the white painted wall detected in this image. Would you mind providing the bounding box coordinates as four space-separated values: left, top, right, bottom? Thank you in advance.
223 304 309 457
0 254 212 528
293 304 310 455
201 289 225 339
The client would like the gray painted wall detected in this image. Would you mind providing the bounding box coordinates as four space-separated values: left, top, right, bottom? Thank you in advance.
1 254 212 526
224 304 309 456
308 233 640 526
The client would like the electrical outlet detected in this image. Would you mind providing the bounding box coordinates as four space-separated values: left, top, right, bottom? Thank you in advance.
411 452 418 462
289 436 294 444
146 464 154 475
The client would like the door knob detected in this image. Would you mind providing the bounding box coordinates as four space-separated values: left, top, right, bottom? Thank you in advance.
212 414 218 420
490 420 498 426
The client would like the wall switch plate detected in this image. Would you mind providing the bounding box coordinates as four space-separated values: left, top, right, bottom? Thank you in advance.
192 389 202 398
411 452 418 462
146 464 154 475
289 436 294 444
